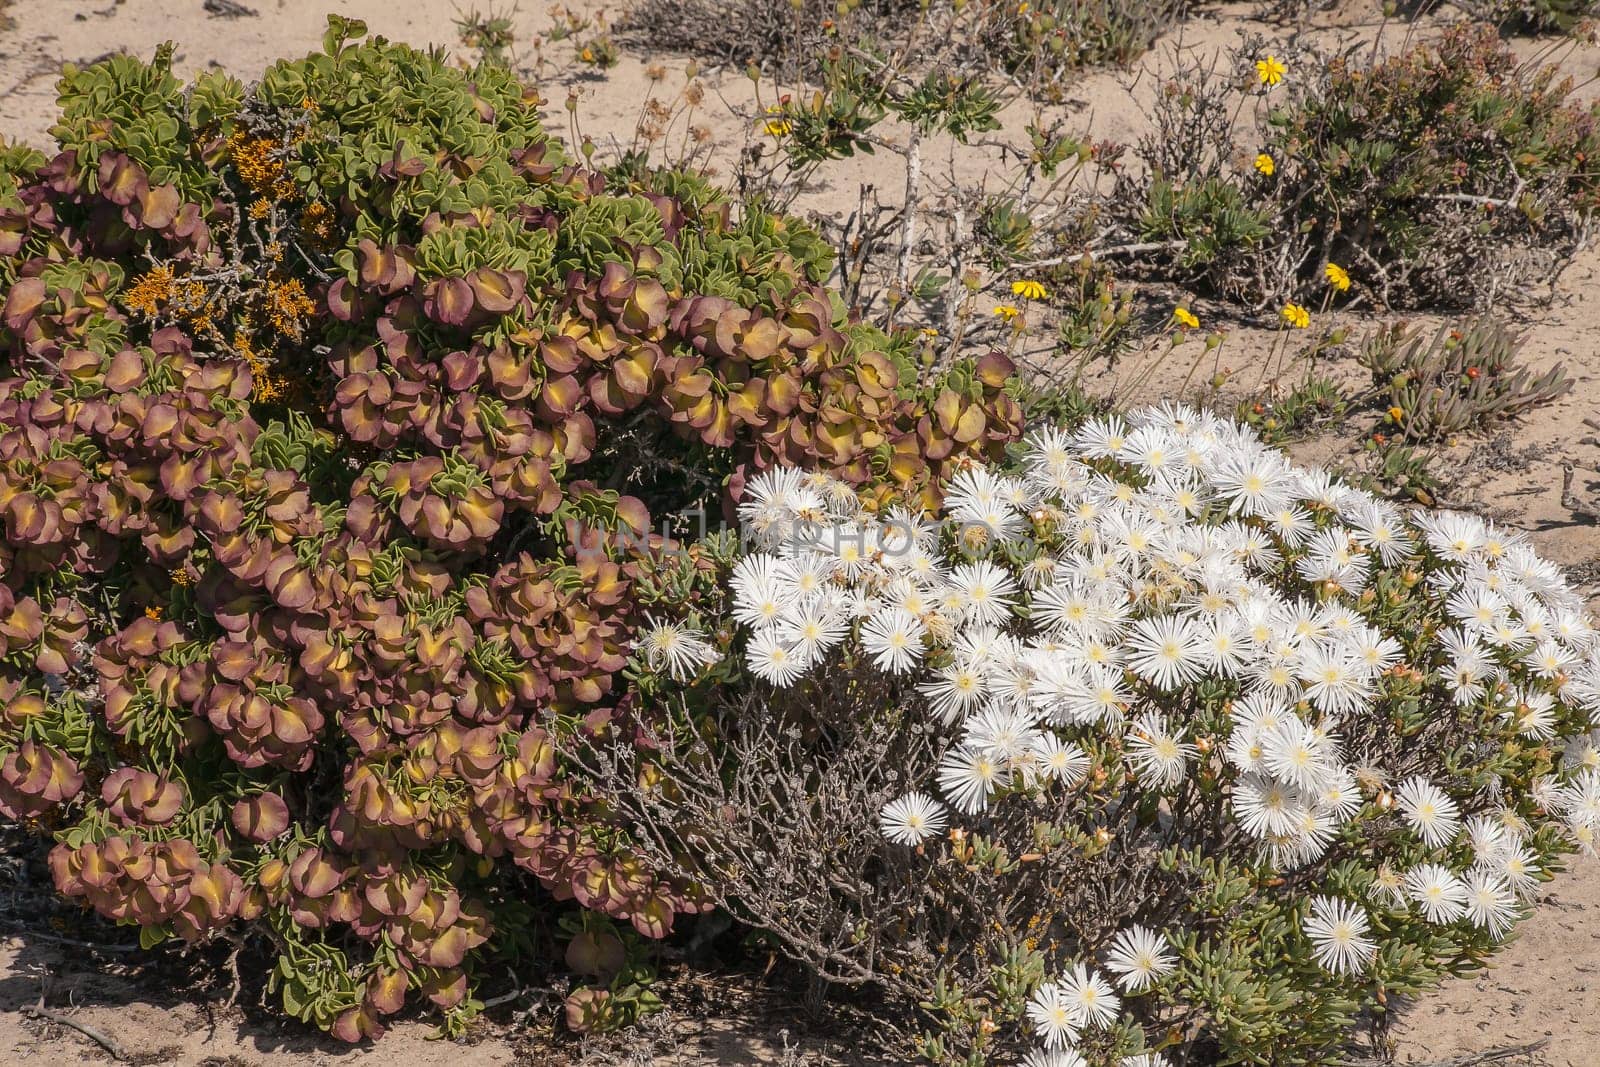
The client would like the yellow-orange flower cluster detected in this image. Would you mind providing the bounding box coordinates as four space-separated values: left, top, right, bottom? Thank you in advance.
233 330 291 404
266 278 316 340
299 201 337 247
228 132 296 199
122 266 175 318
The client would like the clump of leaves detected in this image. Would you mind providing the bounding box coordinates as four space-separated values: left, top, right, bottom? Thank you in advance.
1356 438 1446 505
609 414 1600 1064
617 0 921 73
1236 373 1346 444
455 6 517 67
1361 317 1573 442
1051 258 1136 370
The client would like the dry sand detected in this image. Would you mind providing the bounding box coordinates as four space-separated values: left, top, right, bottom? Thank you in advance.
1 1 1598 1063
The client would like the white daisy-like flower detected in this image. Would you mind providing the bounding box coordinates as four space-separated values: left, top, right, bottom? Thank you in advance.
860 607 927 675
1125 614 1207 690
1302 895 1377 975
1316 769 1364 823
1405 863 1469 924
1462 867 1518 938
1297 645 1373 718
1025 980 1081 1050
962 706 1040 764
949 560 1019 627
1495 842 1544 899
1347 501 1412 565
1261 715 1334 792
1022 1050 1089 1067
1030 732 1091 787
1103 925 1175 992
1209 446 1294 517
777 601 849 665
1464 814 1509 865
920 661 989 724
638 617 719 681
1058 962 1121 1029
936 745 1009 814
1415 510 1487 562
1126 712 1196 790
1371 863 1409 909
730 553 795 630
878 792 948 846
1075 415 1130 460
1349 627 1403 675
1395 776 1462 849
1119 1055 1171 1067
745 628 808 687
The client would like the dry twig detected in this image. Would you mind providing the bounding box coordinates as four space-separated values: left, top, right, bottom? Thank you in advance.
23 999 127 1061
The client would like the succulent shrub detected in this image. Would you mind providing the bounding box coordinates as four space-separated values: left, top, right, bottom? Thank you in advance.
1360 317 1573 443
1462 0 1599 34
621 0 1183 99
995 0 1191 103
1235 374 1345 446
1113 27 1600 309
0 17 1022 1041
609 405 1600 1064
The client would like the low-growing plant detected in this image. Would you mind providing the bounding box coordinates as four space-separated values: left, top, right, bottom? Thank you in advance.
1461 0 1600 34
1113 27 1600 310
1360 317 1573 443
1051 259 1137 371
0 17 1023 1042
610 405 1600 1064
1356 438 1446 507
620 0 1184 93
1004 0 1190 100
455 6 519 68
1236 373 1346 445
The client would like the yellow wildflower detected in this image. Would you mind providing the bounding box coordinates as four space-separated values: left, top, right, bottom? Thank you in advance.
1173 307 1199 329
1325 263 1351 292
1387 405 1405 422
762 119 792 137
144 605 164 621
1280 303 1310 329
1011 279 1048 301
992 304 1021 322
1253 153 1275 177
1256 55 1287 87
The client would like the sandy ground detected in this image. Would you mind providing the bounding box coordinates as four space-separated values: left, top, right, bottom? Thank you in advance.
1 0 1599 1064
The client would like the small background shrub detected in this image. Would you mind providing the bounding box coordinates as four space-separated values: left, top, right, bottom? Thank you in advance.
1109 26 1600 309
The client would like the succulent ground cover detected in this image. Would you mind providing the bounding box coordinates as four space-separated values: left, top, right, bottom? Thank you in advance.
602 405 1600 1065
0 16 1019 1042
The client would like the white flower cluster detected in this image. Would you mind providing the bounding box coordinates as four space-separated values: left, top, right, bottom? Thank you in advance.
691 403 1600 1058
